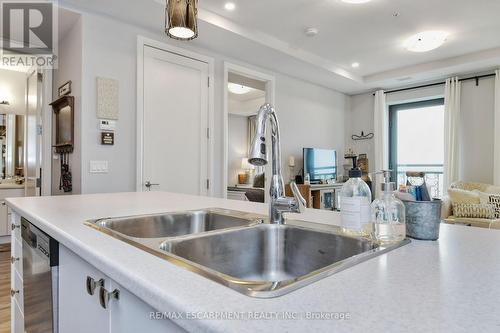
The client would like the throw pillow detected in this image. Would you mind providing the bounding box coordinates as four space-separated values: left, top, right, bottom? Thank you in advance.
485 185 500 195
452 203 495 219
488 195 500 218
447 188 480 204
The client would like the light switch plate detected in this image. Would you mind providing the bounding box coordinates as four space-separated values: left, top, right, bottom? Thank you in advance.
89 160 109 174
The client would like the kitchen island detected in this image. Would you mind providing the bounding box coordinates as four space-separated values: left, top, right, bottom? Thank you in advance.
7 191 500 333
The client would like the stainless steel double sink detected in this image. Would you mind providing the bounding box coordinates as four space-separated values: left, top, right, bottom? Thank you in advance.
86 208 409 298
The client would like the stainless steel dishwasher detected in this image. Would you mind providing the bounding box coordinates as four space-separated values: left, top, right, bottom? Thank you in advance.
22 218 59 333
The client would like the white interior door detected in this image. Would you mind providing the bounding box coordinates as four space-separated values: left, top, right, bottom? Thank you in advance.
141 46 209 195
25 70 43 197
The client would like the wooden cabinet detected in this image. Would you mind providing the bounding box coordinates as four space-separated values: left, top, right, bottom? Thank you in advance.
58 245 186 333
285 183 343 211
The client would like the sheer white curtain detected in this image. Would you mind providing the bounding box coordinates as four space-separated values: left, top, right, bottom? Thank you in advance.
373 90 388 198
494 70 500 185
443 77 461 190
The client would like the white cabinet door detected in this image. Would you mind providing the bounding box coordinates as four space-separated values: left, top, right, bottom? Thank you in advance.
109 280 186 333
0 188 24 237
0 200 7 236
58 246 110 333
141 45 210 195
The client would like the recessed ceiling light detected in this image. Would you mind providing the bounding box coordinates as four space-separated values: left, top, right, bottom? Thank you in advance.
224 2 236 11
404 31 449 52
228 83 252 95
351 62 360 68
342 0 372 4
304 27 319 37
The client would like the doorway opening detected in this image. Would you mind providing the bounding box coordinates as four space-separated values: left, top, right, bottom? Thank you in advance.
223 63 275 203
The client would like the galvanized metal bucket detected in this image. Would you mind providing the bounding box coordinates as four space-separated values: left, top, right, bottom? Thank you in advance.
403 199 442 240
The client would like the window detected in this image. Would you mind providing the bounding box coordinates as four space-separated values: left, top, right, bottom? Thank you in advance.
389 98 445 198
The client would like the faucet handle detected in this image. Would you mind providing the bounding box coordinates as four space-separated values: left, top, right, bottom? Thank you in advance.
290 181 306 213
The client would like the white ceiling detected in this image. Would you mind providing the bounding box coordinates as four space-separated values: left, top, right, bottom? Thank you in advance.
60 0 500 94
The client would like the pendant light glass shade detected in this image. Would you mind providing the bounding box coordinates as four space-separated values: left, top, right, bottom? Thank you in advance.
165 0 198 40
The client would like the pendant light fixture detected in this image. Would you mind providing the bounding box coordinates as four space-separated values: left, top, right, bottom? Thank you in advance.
165 0 198 40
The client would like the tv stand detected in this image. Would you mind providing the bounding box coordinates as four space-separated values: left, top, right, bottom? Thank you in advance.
285 183 344 211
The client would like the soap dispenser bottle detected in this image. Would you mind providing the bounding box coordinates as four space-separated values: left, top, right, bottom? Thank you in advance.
371 170 406 243
340 156 372 237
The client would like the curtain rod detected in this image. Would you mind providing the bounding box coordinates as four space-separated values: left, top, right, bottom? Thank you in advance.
372 73 496 96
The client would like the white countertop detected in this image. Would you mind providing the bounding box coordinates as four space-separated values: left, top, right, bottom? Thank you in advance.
0 182 24 189
7 192 500 333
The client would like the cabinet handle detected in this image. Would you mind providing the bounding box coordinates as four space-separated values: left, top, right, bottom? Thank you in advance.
10 289 19 297
86 276 105 296
11 223 20 231
1 201 5 206
10 256 19 264
99 286 119 309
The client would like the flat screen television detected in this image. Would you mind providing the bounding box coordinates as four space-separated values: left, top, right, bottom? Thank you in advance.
303 148 337 183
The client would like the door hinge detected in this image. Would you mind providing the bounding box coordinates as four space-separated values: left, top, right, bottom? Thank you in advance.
207 77 210 87
206 179 210 190
37 72 43 81
206 127 210 139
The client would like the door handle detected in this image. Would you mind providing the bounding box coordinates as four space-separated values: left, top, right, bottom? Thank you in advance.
10 289 19 297
86 276 105 296
10 256 19 264
11 223 20 231
99 286 120 309
144 181 159 191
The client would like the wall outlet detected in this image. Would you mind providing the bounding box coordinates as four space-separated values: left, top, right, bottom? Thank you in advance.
89 160 109 173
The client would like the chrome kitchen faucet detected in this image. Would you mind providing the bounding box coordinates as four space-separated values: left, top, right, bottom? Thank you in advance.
248 103 306 224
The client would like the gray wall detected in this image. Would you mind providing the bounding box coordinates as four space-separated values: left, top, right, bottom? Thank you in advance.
77 11 349 196
52 16 82 195
0 69 26 115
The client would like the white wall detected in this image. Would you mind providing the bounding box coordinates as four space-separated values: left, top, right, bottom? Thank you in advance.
52 16 82 195
227 114 248 185
0 69 26 115
346 77 496 184
73 9 348 196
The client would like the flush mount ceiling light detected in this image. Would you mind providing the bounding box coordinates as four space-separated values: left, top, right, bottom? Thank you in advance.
228 83 252 95
224 2 236 11
404 31 449 52
165 0 198 40
351 62 360 68
342 0 372 4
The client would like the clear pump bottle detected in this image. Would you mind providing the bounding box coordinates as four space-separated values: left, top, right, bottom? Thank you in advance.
340 160 372 237
371 170 406 243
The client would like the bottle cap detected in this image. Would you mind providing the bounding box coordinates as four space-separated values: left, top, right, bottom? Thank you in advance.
379 170 395 192
349 168 362 178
